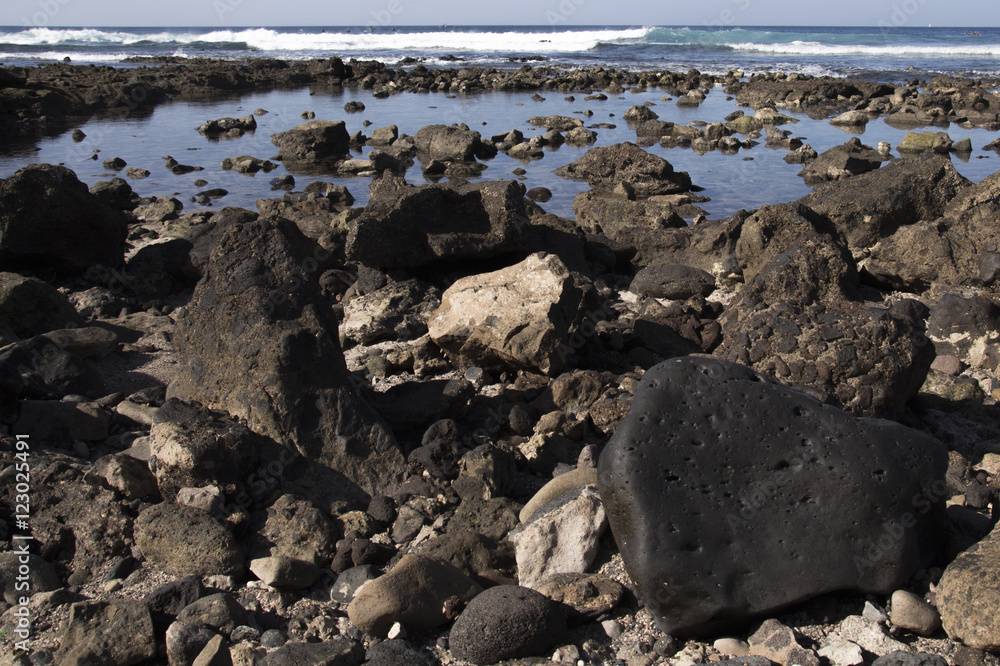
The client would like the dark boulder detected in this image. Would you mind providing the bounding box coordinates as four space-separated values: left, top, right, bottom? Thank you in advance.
0 164 129 273
90 177 138 211
572 191 687 239
554 142 694 197
630 265 716 300
414 123 495 162
346 175 528 269
168 216 404 496
197 115 257 136
598 356 948 638
798 138 882 185
0 272 82 344
270 119 350 164
800 153 970 252
449 585 568 664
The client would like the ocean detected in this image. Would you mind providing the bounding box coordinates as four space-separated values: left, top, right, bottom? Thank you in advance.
1 25 999 221
1 25 999 81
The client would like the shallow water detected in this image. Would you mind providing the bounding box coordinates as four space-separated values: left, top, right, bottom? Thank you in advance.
1 83 998 221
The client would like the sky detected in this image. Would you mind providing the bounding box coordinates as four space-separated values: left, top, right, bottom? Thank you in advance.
1 0 996 28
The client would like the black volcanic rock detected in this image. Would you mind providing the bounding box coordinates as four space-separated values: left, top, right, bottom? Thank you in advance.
168 215 404 496
0 164 129 273
346 175 528 269
598 356 949 638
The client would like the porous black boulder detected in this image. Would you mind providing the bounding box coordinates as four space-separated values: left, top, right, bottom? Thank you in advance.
598 356 948 638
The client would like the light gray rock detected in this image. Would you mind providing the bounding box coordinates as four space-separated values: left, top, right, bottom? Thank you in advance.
509 486 607 589
0 552 60 605
836 615 911 656
428 252 583 376
818 638 864 666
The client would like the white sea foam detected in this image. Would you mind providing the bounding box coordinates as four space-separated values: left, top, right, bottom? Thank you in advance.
727 40 1000 57
0 26 652 53
0 50 129 62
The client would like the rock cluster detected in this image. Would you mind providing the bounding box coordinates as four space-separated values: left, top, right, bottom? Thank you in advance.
2 61 1000 666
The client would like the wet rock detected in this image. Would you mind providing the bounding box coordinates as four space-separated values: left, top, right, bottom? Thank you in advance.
449 585 567 665
623 105 658 122
509 486 607 589
346 175 528 269
368 125 398 146
54 600 157 665
429 252 583 376
198 115 257 136
898 131 953 154
598 356 948 637
830 110 870 127
0 164 129 273
528 115 583 132
798 138 882 185
221 155 277 174
564 126 598 145
554 142 693 196
347 554 482 637
414 123 495 162
168 216 403 496
135 502 245 577
270 119 350 164
90 176 138 210
801 153 970 251
937 521 1000 649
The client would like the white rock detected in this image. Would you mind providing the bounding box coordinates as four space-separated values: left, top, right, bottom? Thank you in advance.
508 486 607 589
602 620 623 639
818 638 864 666
977 453 1000 479
890 589 941 635
428 252 583 376
863 601 889 624
836 615 911 657
386 622 406 639
714 638 750 657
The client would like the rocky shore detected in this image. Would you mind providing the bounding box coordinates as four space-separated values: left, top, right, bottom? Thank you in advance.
2 58 1000 666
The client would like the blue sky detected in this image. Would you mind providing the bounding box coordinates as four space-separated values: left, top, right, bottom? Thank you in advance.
2 0 995 27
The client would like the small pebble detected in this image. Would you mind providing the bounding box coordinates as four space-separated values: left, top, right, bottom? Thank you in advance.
602 619 623 639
